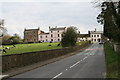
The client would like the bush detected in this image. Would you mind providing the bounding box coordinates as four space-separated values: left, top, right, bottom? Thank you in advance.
61 27 78 47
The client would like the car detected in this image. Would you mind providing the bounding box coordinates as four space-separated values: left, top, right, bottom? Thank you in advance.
99 42 104 44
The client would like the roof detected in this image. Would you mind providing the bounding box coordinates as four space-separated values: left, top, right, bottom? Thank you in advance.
89 31 103 34
40 32 49 35
24 29 39 31
40 30 45 33
79 34 89 38
49 27 66 31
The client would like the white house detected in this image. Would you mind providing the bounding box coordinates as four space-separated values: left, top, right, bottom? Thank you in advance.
78 29 103 43
89 29 103 43
39 26 66 42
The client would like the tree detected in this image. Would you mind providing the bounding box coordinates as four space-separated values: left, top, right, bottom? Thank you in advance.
9 34 23 44
61 27 78 47
96 1 120 42
2 35 11 45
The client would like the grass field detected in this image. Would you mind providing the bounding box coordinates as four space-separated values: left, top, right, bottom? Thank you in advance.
104 42 118 78
1 42 62 55
0 41 87 55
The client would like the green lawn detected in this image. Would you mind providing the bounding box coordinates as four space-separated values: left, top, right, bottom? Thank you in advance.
104 42 118 78
1 41 88 55
1 42 62 55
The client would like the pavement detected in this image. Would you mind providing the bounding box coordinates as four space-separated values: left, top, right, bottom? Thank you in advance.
3 43 106 79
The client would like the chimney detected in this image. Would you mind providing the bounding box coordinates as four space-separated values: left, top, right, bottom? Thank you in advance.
49 26 50 29
78 31 80 34
55 26 57 28
24 28 26 30
95 28 96 32
38 26 40 30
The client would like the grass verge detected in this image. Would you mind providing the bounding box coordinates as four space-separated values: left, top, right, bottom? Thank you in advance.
104 42 119 78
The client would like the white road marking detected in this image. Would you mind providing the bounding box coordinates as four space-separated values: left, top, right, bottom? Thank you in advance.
51 72 63 80
51 55 89 80
70 56 89 69
70 61 81 68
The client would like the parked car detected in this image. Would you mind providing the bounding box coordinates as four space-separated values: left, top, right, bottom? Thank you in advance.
99 42 104 44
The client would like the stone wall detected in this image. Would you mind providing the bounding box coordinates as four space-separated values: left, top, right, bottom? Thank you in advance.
2 42 89 72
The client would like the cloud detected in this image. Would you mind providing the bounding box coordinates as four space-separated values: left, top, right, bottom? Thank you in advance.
1 0 93 2
2 2 101 38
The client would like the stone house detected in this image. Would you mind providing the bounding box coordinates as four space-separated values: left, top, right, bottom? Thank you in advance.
24 27 42 43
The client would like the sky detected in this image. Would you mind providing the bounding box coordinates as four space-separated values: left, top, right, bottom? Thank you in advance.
1 0 103 38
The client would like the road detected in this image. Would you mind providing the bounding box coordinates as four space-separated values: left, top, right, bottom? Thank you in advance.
11 43 106 79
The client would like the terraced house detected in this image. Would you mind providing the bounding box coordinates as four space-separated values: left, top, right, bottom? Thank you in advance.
78 29 103 43
39 26 66 42
24 26 66 43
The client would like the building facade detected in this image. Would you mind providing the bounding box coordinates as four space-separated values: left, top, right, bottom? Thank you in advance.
24 26 66 43
89 30 103 43
24 28 41 43
24 27 103 43
78 29 103 43
39 26 66 42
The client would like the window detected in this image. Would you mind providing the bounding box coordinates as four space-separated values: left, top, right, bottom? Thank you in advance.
94 39 96 41
58 34 59 37
97 35 99 37
58 39 60 41
94 35 96 37
92 35 93 37
40 36 42 38
46 39 48 41
51 34 53 37
43 40 44 42
51 39 53 41
58 31 59 32
46 36 47 38
51 31 53 33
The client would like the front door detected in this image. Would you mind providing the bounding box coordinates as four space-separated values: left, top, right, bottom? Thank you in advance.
97 39 101 42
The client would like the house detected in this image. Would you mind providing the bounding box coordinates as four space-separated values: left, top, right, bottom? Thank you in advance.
78 29 103 43
24 27 42 43
39 26 66 42
24 26 66 43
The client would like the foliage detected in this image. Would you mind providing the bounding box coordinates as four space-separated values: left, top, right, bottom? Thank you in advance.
61 27 78 47
2 35 11 45
2 34 23 45
97 1 120 42
9 34 23 44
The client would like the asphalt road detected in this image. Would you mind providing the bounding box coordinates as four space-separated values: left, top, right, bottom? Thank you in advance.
11 43 106 79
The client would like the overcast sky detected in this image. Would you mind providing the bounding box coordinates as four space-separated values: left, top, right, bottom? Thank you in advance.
1 0 103 38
